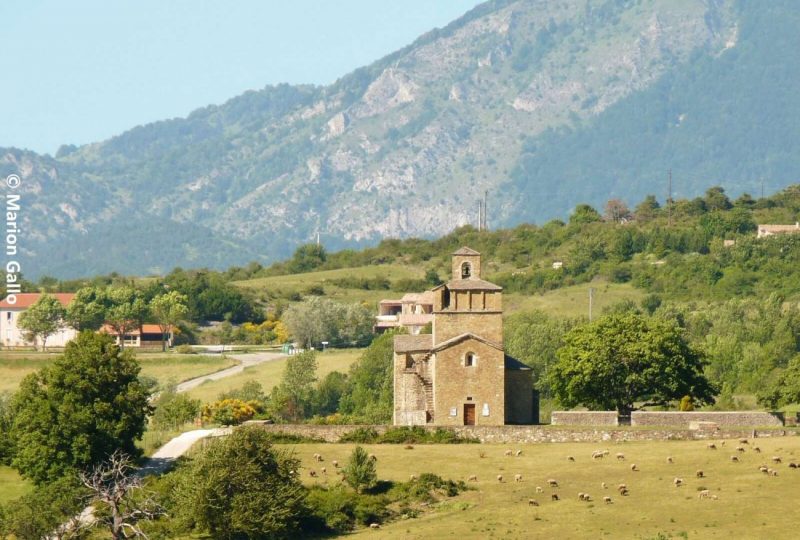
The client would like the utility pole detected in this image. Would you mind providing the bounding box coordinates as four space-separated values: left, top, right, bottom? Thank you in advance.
483 190 488 231
316 231 320 246
588 287 595 321
477 200 483 231
761 178 765 199
667 169 672 227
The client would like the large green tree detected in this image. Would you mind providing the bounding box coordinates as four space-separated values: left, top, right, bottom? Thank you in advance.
149 291 189 351
757 354 800 409
338 332 395 423
548 313 716 415
10 331 151 484
174 426 307 539
269 351 318 421
16 293 66 351
65 287 108 331
105 287 149 349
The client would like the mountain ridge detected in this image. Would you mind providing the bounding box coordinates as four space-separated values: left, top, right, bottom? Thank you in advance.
3 0 799 279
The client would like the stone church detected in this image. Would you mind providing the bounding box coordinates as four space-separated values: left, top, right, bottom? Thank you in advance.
393 247 536 426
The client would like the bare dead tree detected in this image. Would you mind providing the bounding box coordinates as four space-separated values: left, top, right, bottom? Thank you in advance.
78 451 164 540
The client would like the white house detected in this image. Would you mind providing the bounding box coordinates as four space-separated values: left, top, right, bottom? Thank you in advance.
0 293 77 348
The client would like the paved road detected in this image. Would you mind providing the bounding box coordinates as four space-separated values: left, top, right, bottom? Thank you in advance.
176 351 286 393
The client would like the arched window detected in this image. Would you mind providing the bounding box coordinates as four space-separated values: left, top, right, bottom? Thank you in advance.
461 262 471 279
465 352 476 367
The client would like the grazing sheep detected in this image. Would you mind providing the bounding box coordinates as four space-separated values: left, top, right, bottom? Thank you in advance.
409 474 417 481
673 477 684 487
578 492 585 500
730 455 740 462
591 450 604 460
535 486 543 493
468 474 478 482
617 483 627 491
528 499 539 506
312 453 319 460
497 474 504 482
369 523 380 529
739 438 749 444
567 456 575 462
707 443 717 450
698 489 711 499
601 482 607 489
315 454 324 462
602 450 610 456
753 447 762 453
515 449 523 457
616 453 625 461
332 460 339 468
581 493 592 502
789 462 798 469
666 456 674 464
736 446 746 453
720 441 726 446
551 494 560 501
696 470 704 478
514 474 523 482
630 464 639 472
404 445 414 450
769 469 779 477
321 467 327 475
759 465 769 473
619 487 630 496
772 456 782 464
547 479 559 487
504 449 513 457
309 470 317 478
368 454 377 462
604 496 612 504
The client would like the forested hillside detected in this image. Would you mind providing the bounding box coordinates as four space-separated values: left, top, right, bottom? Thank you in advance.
2 0 800 278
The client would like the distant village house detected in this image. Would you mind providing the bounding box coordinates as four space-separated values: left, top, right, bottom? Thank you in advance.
99 324 173 349
0 293 76 347
375 292 434 335
756 222 800 238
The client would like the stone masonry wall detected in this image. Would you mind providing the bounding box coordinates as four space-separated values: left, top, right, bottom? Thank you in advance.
551 411 619 426
631 411 785 427
248 422 795 444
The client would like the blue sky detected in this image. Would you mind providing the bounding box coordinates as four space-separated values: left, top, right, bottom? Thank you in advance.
0 1 481 154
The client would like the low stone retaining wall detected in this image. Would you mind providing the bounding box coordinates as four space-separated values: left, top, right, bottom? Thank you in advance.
630 411 785 428
248 422 795 444
551 411 618 426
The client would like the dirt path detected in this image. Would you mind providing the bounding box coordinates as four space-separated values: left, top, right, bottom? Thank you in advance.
175 351 286 393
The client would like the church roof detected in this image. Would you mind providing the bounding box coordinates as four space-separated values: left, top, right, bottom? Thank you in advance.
504 355 533 371
445 278 502 291
431 332 503 353
452 246 480 256
394 334 433 353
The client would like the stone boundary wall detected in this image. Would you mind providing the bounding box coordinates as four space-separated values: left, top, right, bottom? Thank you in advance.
630 411 785 428
248 422 796 444
551 411 618 426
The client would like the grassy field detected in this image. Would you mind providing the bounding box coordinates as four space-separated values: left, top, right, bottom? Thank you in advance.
184 348 364 403
505 280 646 318
0 351 236 394
233 264 423 306
280 436 800 539
0 466 31 503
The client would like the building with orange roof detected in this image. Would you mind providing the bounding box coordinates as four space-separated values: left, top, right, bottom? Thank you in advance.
0 292 76 348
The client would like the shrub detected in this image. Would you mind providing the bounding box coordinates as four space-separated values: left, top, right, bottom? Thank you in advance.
342 446 377 493
152 389 201 429
339 427 380 443
201 398 256 425
175 344 195 354
378 426 479 444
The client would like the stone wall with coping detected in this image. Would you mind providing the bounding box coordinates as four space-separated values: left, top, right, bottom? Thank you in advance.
551 411 619 426
247 422 795 444
630 411 785 427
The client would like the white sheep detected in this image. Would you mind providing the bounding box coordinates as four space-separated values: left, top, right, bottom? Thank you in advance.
698 489 710 499
369 523 380 529
601 482 607 489
309 470 317 478
567 456 575 462
673 477 684 487
514 474 523 482
753 446 762 453
315 453 324 462
736 446 746 453
321 467 327 475
368 454 377 462
551 493 560 501
707 443 717 450
772 456 782 464
409 474 417 481
528 499 539 506
468 474 478 482
695 470 704 478
504 449 513 456
332 460 339 468
515 449 523 457
730 455 740 462
759 465 769 473
603 496 612 504
616 452 625 461
547 478 559 487
497 474 504 482
535 486 543 493
630 464 639 472
666 456 674 464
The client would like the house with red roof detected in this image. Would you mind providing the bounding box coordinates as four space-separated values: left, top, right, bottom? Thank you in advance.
0 293 76 348
99 323 172 349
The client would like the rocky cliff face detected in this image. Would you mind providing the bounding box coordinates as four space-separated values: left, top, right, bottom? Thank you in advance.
3 0 797 278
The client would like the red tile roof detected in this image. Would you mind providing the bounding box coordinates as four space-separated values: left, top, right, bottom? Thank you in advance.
0 292 75 309
100 324 166 336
